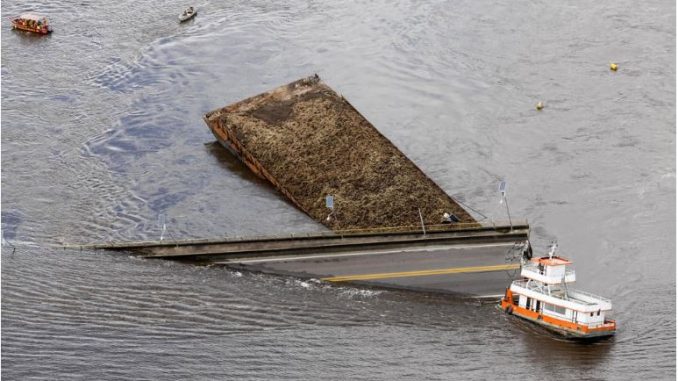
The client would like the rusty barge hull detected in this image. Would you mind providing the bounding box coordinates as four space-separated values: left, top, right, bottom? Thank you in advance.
204 75 475 231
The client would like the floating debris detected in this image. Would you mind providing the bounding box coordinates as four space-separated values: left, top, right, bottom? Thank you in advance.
536 101 544 111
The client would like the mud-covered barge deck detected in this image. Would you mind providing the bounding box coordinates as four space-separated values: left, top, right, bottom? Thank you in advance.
204 75 474 230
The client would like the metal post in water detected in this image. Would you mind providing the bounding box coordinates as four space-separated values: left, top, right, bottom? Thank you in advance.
503 194 513 230
499 181 513 231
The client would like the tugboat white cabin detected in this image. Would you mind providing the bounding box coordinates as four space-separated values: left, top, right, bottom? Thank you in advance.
500 243 616 339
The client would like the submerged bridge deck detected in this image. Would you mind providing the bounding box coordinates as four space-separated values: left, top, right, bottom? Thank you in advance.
74 221 530 297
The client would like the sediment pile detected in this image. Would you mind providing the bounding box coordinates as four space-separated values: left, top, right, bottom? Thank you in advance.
204 75 474 230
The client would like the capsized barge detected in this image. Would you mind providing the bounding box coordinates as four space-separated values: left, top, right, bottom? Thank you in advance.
80 76 533 298
204 75 474 231
500 243 616 339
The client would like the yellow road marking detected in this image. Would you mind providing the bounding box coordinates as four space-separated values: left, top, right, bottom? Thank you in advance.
321 263 520 282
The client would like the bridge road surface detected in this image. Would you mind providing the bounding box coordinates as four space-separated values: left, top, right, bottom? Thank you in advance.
216 242 522 297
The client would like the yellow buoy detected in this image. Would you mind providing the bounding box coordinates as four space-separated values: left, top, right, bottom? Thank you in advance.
536 101 544 111
610 63 618 71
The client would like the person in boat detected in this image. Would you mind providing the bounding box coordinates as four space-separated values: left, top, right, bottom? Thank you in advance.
523 242 533 259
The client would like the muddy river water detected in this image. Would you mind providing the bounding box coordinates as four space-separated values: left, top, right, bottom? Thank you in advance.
2 0 675 379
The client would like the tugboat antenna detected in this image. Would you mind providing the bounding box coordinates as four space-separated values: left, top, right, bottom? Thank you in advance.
548 241 558 259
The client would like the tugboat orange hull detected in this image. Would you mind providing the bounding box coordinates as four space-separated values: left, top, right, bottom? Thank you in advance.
500 292 616 340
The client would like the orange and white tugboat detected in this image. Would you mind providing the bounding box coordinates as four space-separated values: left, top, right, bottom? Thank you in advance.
500 242 616 339
10 14 52 34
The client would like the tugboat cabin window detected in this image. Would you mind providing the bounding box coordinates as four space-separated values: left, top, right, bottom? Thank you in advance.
544 303 566 315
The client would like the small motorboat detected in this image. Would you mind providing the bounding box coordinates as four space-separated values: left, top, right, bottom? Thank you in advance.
11 14 52 34
499 242 616 340
179 7 197 22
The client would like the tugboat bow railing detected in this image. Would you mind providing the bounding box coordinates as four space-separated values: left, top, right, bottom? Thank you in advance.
568 289 612 305
510 280 610 306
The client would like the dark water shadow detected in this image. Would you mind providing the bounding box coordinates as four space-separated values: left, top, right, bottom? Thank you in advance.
81 106 181 172
9 29 53 47
1 209 24 241
203 141 329 231
509 313 614 367
178 15 197 27
204 141 277 190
